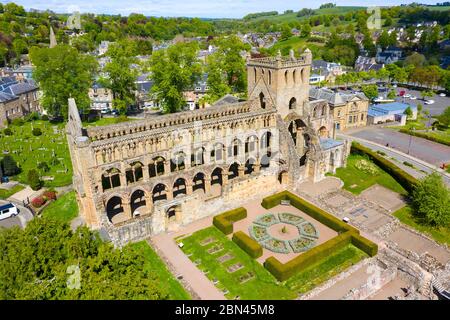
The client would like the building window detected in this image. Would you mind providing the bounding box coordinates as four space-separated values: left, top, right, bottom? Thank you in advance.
361 113 364 121
348 115 352 124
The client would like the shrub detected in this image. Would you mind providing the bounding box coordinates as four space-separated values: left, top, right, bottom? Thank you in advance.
232 231 263 258
213 208 247 235
11 118 25 126
41 114 49 121
376 150 386 156
37 161 50 172
3 128 13 135
399 129 450 146
403 161 414 167
50 157 60 166
351 234 378 257
1 155 20 176
25 112 39 122
31 196 46 208
43 190 57 201
28 169 42 191
264 232 353 281
351 142 418 192
32 128 42 136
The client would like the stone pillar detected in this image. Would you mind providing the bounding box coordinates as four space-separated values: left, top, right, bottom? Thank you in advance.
164 160 171 175
175 206 182 222
119 173 127 187
204 177 211 194
122 199 132 219
186 182 193 195
142 164 150 182
166 188 174 201
238 165 245 178
222 172 228 186
145 194 153 215
254 159 261 174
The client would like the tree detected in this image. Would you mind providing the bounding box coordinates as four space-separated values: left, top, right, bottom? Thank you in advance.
300 24 311 38
405 52 426 68
1 155 20 176
387 90 396 99
438 106 450 127
101 40 138 114
27 169 42 191
149 42 201 113
412 173 450 227
280 24 291 41
0 217 170 299
417 103 423 115
30 45 97 119
361 84 378 101
204 36 247 103
404 106 413 118
421 90 434 101
377 30 391 49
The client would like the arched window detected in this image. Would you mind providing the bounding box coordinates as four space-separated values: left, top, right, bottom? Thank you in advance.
259 92 266 109
289 97 297 110
268 70 272 85
321 105 326 116
293 69 297 84
191 147 205 167
149 157 165 178
284 70 288 84
171 152 186 172
300 68 305 83
254 67 257 82
126 162 143 185
102 168 121 191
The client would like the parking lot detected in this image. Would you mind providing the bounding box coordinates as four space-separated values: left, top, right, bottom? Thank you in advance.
0 200 34 230
393 87 449 117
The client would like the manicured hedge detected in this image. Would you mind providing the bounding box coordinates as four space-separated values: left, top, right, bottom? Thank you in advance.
264 232 353 281
261 191 358 234
232 231 263 258
351 142 418 192
213 207 247 235
351 233 378 257
399 129 450 146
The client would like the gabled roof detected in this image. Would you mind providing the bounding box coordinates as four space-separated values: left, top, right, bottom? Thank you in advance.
212 94 240 107
2 81 38 96
309 87 368 106
0 91 18 103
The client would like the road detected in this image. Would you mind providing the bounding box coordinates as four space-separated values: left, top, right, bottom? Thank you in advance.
346 127 450 167
338 132 450 186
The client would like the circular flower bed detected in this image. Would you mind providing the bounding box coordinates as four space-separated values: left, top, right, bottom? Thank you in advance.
248 213 318 254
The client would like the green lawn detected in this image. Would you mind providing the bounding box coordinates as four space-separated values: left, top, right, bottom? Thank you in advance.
330 154 408 195
269 36 325 57
0 184 25 199
41 191 79 223
178 226 368 300
393 206 450 246
0 120 73 187
130 241 191 300
82 116 135 128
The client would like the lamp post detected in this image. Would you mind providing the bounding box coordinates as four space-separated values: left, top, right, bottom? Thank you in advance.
407 126 414 155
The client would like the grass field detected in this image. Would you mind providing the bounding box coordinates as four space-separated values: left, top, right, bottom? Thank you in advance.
393 205 450 246
178 226 368 300
0 120 73 187
0 184 25 199
130 241 191 300
330 153 408 195
269 36 325 57
82 116 134 127
41 191 79 223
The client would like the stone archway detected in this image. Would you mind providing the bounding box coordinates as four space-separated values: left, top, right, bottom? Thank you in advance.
153 183 168 203
173 178 187 198
130 189 146 217
318 126 328 138
106 196 124 223
193 172 206 193
165 204 181 232
210 167 223 196
228 162 239 180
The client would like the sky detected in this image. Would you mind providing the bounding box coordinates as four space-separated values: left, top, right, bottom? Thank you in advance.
0 0 442 18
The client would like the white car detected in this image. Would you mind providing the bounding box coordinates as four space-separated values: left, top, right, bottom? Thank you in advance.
410 96 417 100
404 94 411 98
0 203 19 221
439 93 446 97
424 100 435 105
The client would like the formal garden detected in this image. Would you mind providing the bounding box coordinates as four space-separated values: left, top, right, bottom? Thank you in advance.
177 191 378 299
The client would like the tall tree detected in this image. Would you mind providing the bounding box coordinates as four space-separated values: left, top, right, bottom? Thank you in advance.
149 42 201 113
30 45 97 118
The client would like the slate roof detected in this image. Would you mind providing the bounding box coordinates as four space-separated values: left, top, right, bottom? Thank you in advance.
1 81 37 96
309 88 368 106
0 91 18 103
212 94 240 107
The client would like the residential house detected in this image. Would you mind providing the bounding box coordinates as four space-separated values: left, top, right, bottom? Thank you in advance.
89 83 113 111
376 46 403 64
311 60 345 83
354 56 384 72
309 87 369 131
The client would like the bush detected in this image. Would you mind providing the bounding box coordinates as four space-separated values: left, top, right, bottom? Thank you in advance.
264 232 353 281
3 128 13 136
28 169 42 191
351 234 378 257
232 231 263 258
50 157 60 166
213 208 247 235
25 112 39 122
376 150 386 156
403 161 414 167
31 196 46 208
37 161 50 172
43 190 57 201
41 114 49 121
32 128 42 136
11 118 25 126
1 155 20 176
262 191 357 233
399 129 450 146
351 142 418 192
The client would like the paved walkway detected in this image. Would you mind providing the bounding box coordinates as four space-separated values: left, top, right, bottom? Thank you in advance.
151 217 226 300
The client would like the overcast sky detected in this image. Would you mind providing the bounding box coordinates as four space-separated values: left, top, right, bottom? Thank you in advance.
0 0 441 18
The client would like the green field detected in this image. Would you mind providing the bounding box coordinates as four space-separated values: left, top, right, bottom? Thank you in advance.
41 191 79 223
330 153 408 195
393 205 450 246
269 36 325 57
0 120 73 187
82 116 134 128
0 184 25 199
178 226 368 300
130 241 191 300
245 6 366 23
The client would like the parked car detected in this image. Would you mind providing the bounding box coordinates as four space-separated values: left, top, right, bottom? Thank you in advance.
0 203 19 221
424 100 435 105
100 108 110 114
410 96 417 100
404 94 411 98
439 93 446 97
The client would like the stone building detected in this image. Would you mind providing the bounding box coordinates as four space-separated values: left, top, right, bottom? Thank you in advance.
309 88 369 131
67 49 349 245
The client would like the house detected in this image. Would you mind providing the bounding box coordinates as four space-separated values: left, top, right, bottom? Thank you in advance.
309 87 369 131
367 102 417 125
135 73 158 109
89 83 113 111
183 74 210 110
12 65 33 81
376 47 403 64
354 56 384 72
439 39 450 51
309 74 325 84
311 60 345 83
0 77 40 127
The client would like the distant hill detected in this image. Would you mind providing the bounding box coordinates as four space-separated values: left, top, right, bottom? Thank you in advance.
240 6 367 23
